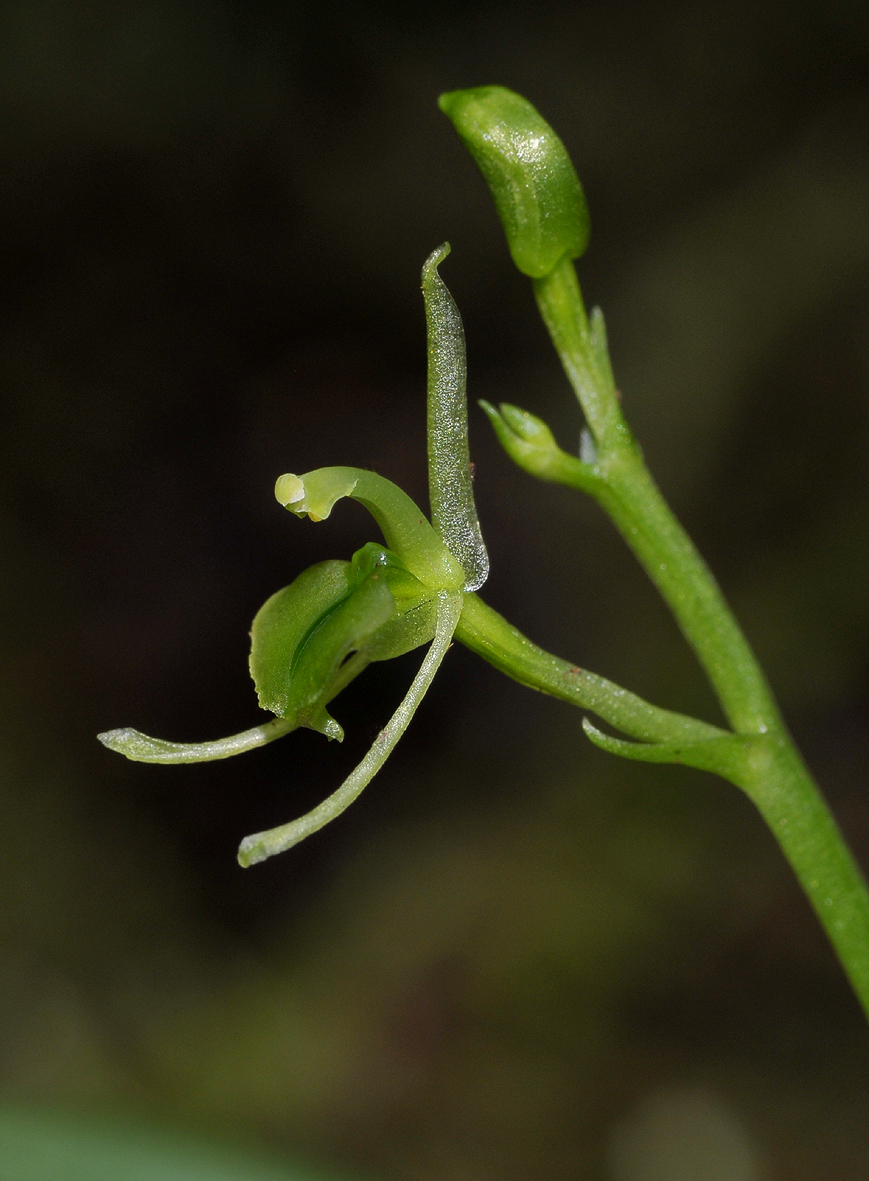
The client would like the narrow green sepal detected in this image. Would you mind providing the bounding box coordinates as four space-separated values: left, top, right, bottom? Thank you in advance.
238 591 464 866
439 86 589 278
581 717 763 786
97 716 297 764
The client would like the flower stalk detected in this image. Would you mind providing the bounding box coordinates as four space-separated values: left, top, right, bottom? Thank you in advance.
98 84 869 1024
441 84 869 1019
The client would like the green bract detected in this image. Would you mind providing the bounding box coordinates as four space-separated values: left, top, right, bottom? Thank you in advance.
438 86 590 278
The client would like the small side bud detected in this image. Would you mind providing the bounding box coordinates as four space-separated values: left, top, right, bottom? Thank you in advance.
479 400 559 474
439 86 590 278
479 400 600 492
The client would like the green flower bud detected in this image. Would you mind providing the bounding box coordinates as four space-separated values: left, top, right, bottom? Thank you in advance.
439 86 590 278
479 400 567 479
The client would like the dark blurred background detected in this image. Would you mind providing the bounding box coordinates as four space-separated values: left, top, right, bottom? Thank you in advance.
2 1 869 1178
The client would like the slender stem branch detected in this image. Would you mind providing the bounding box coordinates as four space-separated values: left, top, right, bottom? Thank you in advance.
526 255 869 1019
457 596 869 1021
455 593 726 745
533 259 623 446
535 260 781 735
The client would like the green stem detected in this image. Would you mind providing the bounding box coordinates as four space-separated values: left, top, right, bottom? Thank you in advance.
741 737 869 1018
590 447 780 736
533 258 623 446
535 260 781 735
455 593 726 746
530 255 869 1019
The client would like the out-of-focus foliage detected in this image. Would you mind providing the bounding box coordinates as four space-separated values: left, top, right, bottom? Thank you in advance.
0 1104 353 1181
2 2 869 1179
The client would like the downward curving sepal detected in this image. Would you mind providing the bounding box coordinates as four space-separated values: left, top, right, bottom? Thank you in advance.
238 591 464 866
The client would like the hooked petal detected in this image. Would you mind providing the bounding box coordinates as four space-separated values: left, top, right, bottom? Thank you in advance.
274 467 465 592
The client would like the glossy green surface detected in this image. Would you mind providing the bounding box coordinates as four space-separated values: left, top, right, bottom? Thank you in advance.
438 86 590 277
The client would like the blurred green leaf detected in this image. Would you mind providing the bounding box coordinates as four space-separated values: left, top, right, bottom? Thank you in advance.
0 1106 362 1181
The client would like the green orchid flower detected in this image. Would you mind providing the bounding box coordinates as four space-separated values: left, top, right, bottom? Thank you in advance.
99 244 485 866
95 86 869 1028
95 134 742 875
